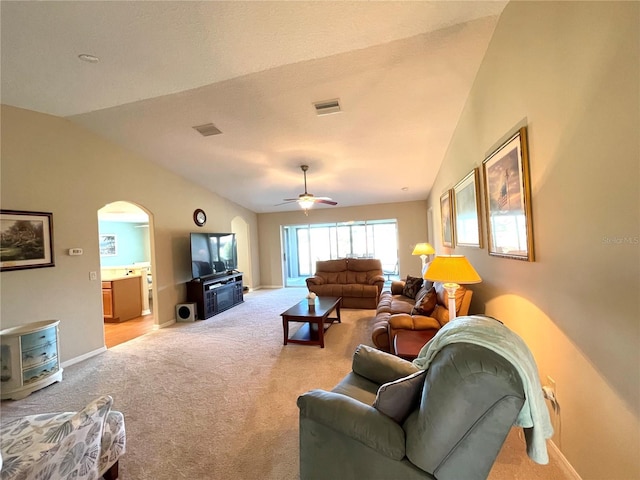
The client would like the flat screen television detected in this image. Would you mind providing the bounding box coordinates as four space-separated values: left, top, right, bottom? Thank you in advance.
190 232 238 279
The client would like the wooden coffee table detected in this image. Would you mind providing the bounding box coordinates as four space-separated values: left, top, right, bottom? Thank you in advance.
281 296 341 348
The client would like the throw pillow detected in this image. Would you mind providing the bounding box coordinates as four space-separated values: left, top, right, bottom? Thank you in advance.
412 287 437 316
402 276 423 299
373 369 427 423
413 284 429 304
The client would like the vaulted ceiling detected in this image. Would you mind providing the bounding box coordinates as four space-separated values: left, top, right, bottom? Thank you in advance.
1 1 507 213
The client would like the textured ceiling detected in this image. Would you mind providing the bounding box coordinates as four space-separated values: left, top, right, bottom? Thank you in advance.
1 1 507 213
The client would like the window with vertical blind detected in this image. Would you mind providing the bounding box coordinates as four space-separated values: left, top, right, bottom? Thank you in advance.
282 220 398 286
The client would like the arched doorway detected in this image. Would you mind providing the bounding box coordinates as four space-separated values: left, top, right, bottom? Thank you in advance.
98 201 157 347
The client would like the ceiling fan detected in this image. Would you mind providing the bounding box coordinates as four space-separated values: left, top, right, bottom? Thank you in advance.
277 165 337 215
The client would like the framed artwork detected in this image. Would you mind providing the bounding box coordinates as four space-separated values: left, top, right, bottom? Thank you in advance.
0 210 55 271
482 127 534 261
99 234 117 256
439 190 454 248
453 168 482 248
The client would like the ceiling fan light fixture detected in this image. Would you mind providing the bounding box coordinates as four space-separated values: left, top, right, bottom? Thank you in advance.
276 164 337 213
298 197 315 210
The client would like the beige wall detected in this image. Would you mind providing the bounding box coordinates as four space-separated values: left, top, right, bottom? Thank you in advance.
427 2 639 478
257 200 428 287
0 105 260 363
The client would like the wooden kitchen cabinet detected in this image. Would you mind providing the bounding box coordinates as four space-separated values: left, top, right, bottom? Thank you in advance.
102 275 142 323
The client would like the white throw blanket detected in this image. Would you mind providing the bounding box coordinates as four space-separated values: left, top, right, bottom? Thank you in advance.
412 315 553 464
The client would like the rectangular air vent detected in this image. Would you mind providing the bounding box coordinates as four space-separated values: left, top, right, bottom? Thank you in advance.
313 99 341 116
192 123 222 136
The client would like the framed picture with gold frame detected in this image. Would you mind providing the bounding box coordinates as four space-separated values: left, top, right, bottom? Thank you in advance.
453 168 482 248
439 189 454 248
482 127 534 261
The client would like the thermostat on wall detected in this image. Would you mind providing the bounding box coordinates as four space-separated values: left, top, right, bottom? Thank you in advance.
68 248 83 256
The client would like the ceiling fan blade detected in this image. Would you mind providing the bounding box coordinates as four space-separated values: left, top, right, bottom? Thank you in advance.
278 165 338 209
316 199 338 205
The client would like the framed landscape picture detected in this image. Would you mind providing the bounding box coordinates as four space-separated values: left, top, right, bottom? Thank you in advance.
0 210 55 271
440 189 454 248
453 168 482 248
482 127 534 261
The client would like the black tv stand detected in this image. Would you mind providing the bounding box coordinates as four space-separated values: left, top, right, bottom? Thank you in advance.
186 272 243 320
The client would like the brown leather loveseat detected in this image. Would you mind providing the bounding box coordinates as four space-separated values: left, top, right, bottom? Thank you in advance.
305 258 385 309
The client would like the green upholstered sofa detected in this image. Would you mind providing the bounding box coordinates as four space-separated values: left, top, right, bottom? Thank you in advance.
297 343 524 480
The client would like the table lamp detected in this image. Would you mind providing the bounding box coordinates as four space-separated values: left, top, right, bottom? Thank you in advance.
423 255 481 319
412 243 435 275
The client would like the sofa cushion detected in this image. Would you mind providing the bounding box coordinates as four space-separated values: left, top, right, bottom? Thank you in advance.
413 281 434 301
342 284 378 298
317 271 348 285
377 296 414 315
315 259 348 273
431 305 451 325
414 284 428 303
346 270 375 285
347 258 382 272
352 344 419 385
373 369 427 423
376 291 393 313
402 276 423 299
391 299 414 314
412 287 437 316
434 283 468 312
390 280 405 295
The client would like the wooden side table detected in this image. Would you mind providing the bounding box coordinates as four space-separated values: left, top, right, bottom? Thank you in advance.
392 329 437 361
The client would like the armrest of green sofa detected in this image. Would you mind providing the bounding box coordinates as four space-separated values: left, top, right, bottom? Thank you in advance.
297 389 406 460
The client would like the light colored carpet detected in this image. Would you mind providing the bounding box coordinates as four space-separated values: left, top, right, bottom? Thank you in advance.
0 288 573 480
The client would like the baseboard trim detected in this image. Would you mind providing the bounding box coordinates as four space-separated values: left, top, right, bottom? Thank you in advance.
61 346 107 368
548 440 582 480
157 318 176 329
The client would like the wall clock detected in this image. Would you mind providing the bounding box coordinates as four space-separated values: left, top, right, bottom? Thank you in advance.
193 209 207 227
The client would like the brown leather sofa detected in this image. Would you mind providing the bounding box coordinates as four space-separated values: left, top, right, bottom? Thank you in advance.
371 279 472 353
305 258 385 309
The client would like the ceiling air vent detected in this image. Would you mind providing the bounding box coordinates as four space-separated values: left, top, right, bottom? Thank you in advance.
313 99 341 116
192 123 222 137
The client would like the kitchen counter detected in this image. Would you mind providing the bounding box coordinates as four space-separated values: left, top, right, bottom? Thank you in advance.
102 275 142 323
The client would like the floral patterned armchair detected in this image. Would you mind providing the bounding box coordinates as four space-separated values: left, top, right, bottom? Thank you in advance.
0 395 125 480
